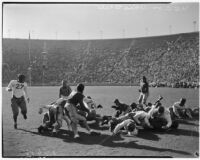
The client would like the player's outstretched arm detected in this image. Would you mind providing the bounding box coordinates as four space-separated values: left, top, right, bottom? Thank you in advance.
24 84 30 103
6 87 12 92
6 80 13 92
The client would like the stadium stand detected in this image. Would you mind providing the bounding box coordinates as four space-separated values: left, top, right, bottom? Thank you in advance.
2 32 199 87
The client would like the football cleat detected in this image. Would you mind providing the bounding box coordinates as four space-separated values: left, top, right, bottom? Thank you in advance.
74 134 80 139
38 125 44 134
97 105 103 108
23 114 27 120
14 123 17 129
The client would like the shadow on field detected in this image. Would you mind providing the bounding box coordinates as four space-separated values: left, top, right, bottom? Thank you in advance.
178 119 199 126
17 128 191 156
122 130 160 141
62 130 191 156
17 128 73 139
156 128 199 137
102 140 191 156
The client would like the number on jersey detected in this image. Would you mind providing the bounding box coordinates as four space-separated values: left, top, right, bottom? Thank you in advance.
16 83 24 89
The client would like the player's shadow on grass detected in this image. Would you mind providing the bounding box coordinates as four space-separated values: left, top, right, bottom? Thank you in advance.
17 128 73 139
62 130 190 156
17 128 123 142
121 130 160 141
155 128 199 137
62 129 125 143
17 128 190 156
136 130 160 141
178 119 199 126
102 140 191 156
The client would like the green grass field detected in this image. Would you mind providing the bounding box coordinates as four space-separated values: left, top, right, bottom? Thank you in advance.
2 86 199 157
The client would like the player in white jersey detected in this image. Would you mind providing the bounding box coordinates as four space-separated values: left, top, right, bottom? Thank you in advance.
171 98 193 119
113 119 139 136
6 74 30 129
110 109 153 133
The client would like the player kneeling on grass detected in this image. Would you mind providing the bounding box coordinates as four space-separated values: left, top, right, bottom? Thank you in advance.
38 99 71 135
169 98 193 119
64 83 100 139
191 107 199 119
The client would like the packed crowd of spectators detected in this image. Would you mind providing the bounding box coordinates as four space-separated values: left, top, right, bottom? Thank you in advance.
2 32 199 88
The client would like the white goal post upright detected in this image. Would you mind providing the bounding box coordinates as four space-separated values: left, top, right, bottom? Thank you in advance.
28 32 32 86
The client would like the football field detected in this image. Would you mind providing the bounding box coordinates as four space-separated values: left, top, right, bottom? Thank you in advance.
2 86 199 157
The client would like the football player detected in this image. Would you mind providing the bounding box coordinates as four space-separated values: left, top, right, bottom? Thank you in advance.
6 74 30 129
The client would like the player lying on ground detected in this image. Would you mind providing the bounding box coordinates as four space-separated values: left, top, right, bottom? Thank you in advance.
110 108 154 134
149 105 179 130
137 96 180 130
111 96 163 119
112 119 139 136
131 96 164 129
103 96 158 127
77 96 103 125
109 97 164 133
110 95 180 133
133 95 164 112
38 99 71 134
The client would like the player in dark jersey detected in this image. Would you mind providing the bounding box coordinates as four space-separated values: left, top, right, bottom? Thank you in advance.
59 80 72 99
65 83 100 138
138 76 149 106
111 99 132 117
